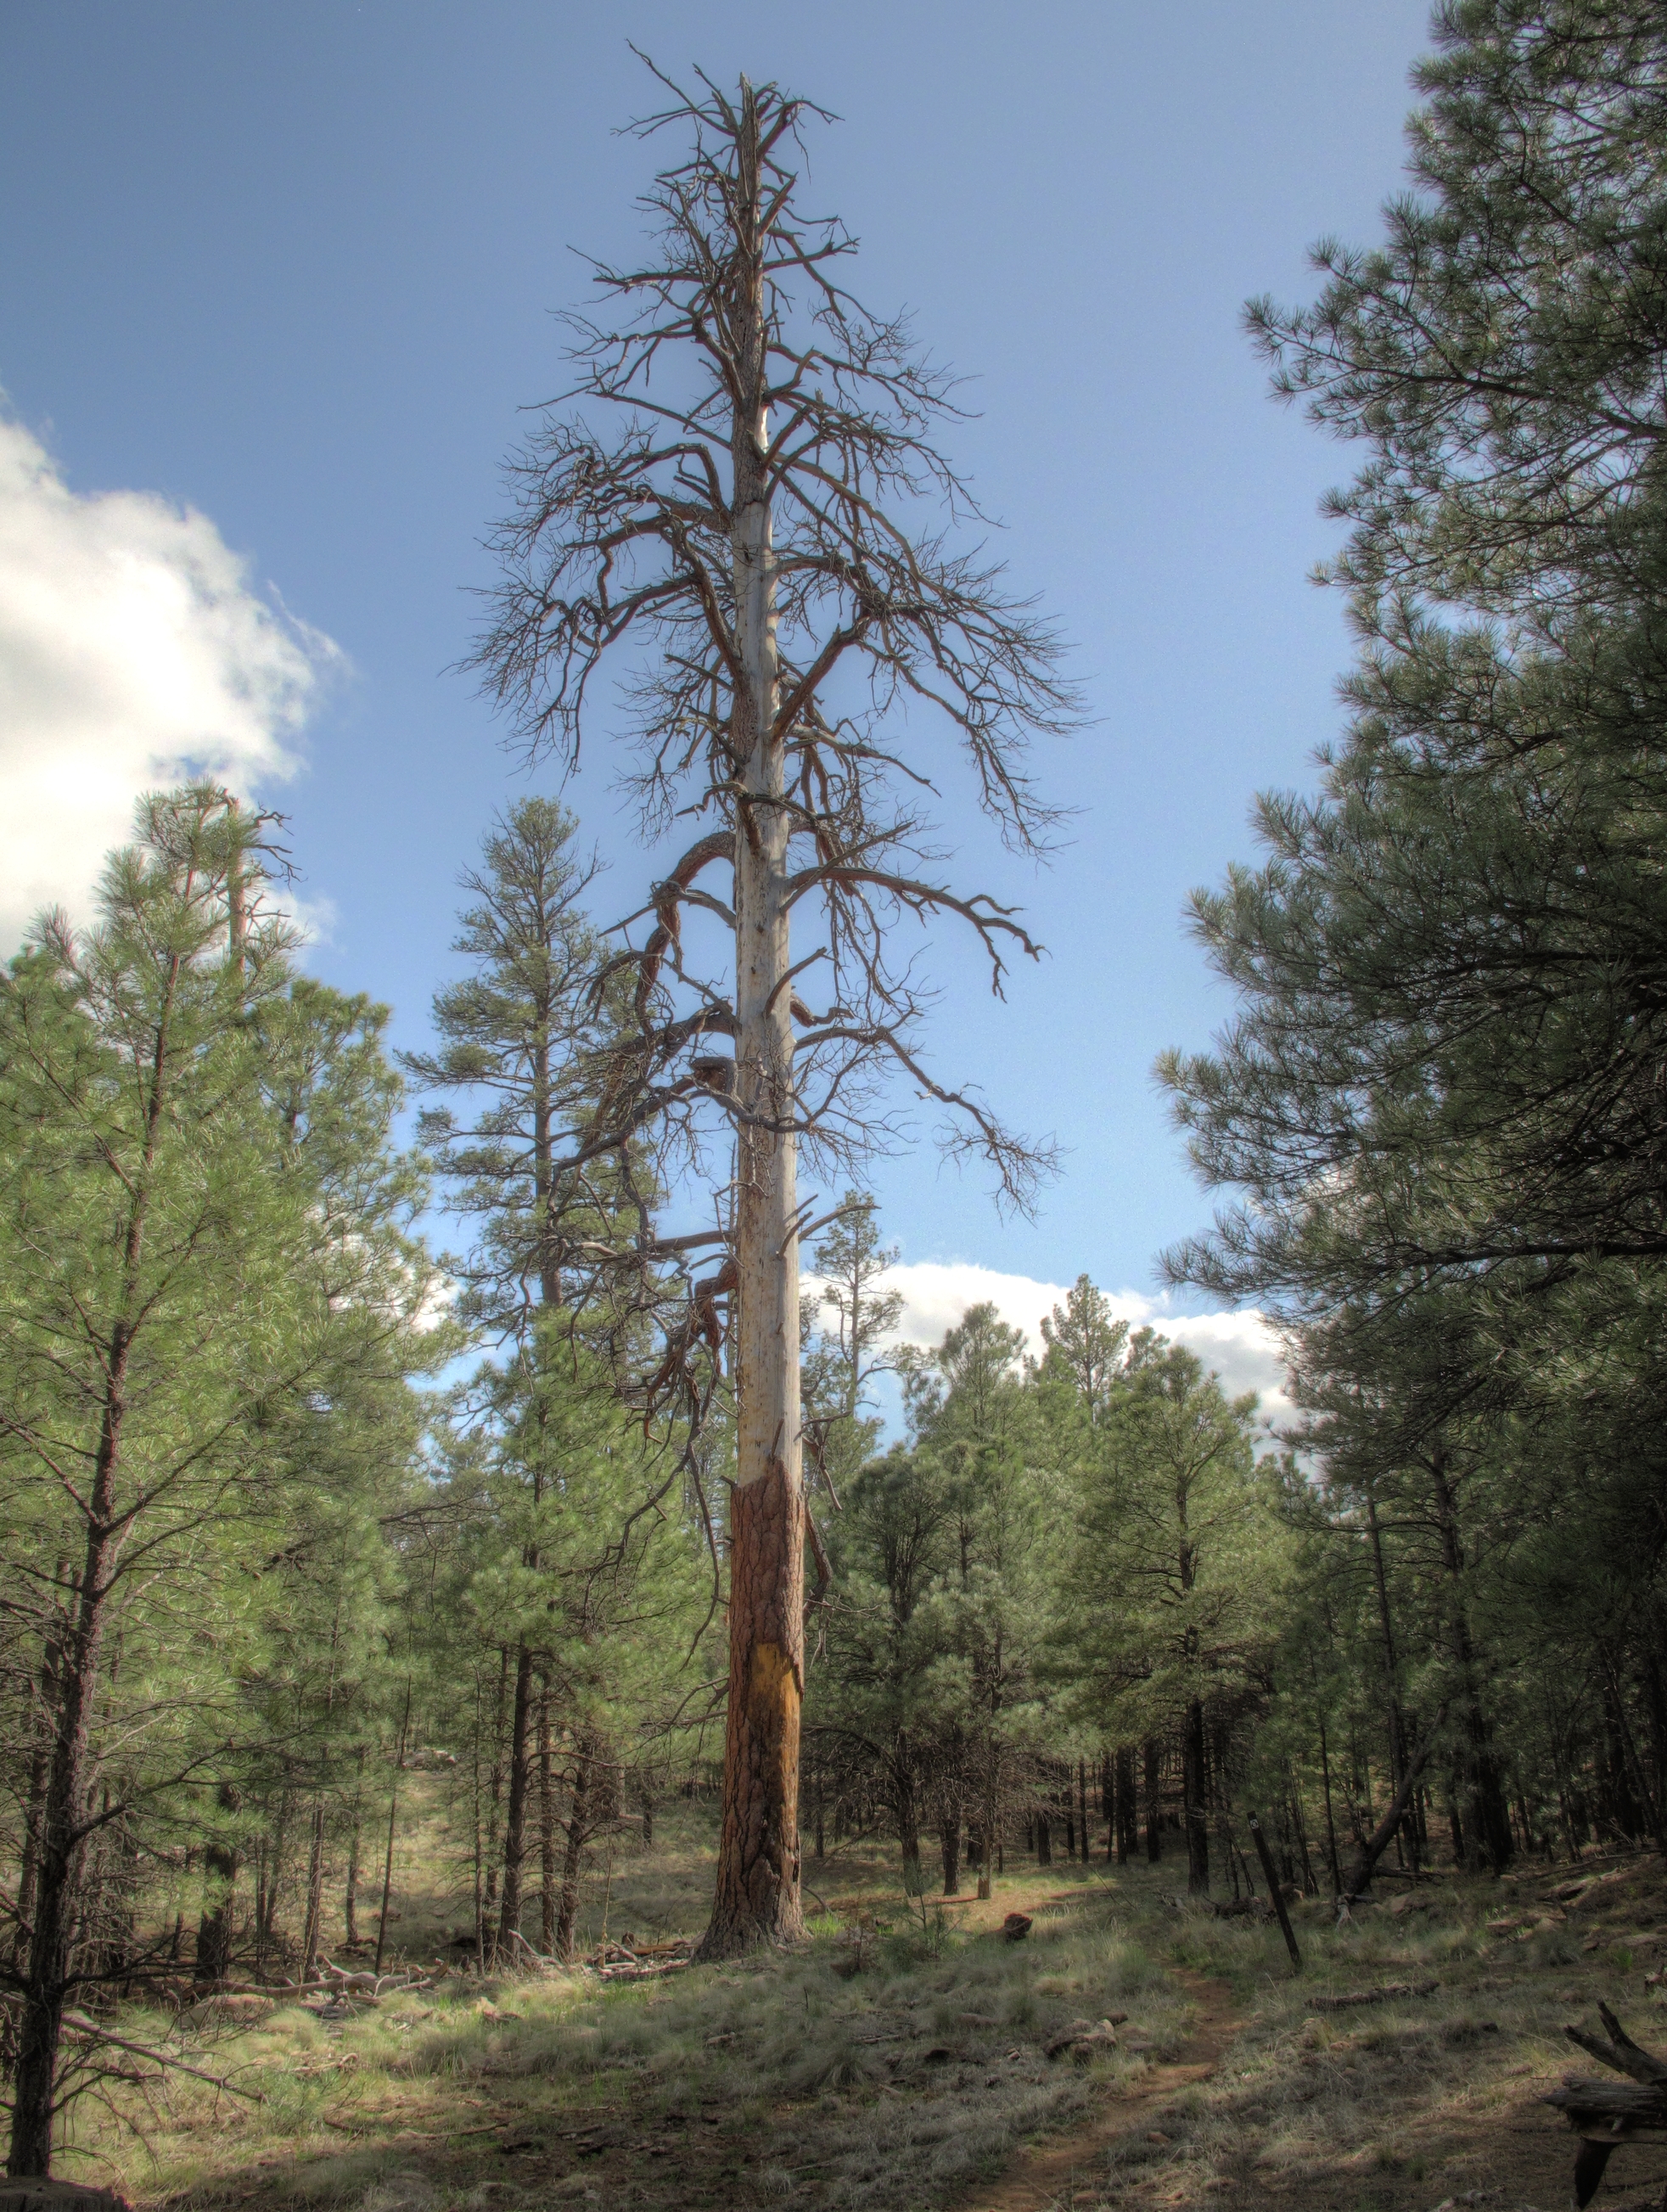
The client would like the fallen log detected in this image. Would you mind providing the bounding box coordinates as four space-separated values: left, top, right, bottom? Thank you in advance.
1310 1979 1440 2012
1543 2003 1667 2208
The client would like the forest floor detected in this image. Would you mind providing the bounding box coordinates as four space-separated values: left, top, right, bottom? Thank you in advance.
49 1793 1667 2212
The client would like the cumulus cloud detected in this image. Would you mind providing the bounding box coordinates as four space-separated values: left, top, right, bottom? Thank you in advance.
807 1256 1294 1430
0 414 339 945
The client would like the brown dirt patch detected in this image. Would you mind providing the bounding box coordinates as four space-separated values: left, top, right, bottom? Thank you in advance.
951 1967 1243 2212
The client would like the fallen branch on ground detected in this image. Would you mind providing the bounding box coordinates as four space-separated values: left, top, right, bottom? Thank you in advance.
1310 1980 1440 2011
60 2012 266 2102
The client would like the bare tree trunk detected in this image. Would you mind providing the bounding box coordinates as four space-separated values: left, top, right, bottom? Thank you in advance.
497 1642 535 1961
1116 1744 1137 1862
699 84 805 1960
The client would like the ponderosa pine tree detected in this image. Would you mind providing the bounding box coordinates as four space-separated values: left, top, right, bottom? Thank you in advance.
0 789 432 2178
1055 1333 1281 1896
470 65 1075 1954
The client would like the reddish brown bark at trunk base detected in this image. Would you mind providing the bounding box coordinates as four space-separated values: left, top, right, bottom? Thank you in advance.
697 1460 805 1957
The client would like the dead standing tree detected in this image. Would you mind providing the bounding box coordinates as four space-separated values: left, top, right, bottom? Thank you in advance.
472 63 1076 1957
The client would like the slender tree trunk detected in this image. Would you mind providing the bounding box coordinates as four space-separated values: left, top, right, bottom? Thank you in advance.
977 1730 998 1901
1116 1745 1137 1862
300 1803 327 1982
940 1808 961 1897
195 1786 240 1987
897 1754 923 1893
1288 1769 1318 1894
8 937 184 2181
1365 1491 1418 1872
12 1601 65 1981
1183 1698 1210 1895
8 1429 124 2176
556 1732 595 1964
373 1782 399 1979
1428 1446 1513 1872
699 80 805 1962
537 1682 556 1955
344 1832 361 1952
1315 1715 1342 1895
484 1648 508 1924
1143 1738 1163 1863
497 1642 536 1961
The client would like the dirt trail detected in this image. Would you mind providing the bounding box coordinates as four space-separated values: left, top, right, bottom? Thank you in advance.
952 1967 1243 2212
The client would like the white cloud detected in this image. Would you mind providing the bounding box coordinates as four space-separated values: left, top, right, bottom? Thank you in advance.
808 1256 1294 1430
0 414 340 946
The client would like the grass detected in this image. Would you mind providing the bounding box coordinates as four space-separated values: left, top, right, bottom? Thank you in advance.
41 1799 1667 2212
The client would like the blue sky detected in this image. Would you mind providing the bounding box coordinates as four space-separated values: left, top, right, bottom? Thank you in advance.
0 0 1433 1395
